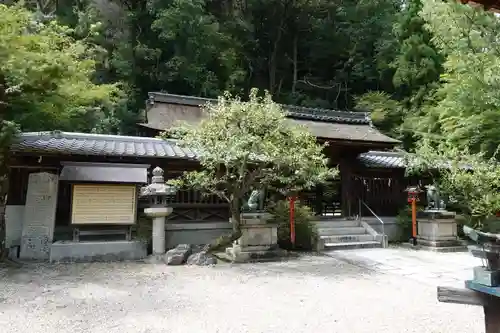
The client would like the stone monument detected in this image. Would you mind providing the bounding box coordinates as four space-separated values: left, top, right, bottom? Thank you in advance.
140 166 177 260
226 189 283 262
416 184 464 251
20 172 59 260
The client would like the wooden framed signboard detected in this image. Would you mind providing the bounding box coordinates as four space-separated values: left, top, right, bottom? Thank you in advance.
71 184 137 225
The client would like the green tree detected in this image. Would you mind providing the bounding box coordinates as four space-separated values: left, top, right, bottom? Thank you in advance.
355 0 443 150
166 89 337 251
0 4 119 259
414 0 500 157
392 0 443 108
151 0 246 97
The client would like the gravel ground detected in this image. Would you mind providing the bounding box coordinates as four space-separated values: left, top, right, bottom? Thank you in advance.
0 254 484 333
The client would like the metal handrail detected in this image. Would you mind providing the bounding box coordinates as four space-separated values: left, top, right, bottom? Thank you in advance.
358 199 387 248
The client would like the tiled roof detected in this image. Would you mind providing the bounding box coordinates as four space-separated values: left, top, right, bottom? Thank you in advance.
11 131 198 159
358 151 406 168
290 120 400 144
148 92 370 125
11 132 405 167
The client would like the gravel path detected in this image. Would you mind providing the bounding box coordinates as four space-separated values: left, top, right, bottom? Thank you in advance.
0 254 484 333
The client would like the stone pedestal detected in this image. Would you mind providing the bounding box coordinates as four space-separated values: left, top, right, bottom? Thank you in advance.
226 212 284 262
144 207 173 256
20 172 59 260
416 210 465 251
50 240 146 263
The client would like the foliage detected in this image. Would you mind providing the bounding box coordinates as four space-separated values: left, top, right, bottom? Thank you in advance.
395 207 412 242
166 89 337 251
406 140 500 232
394 205 424 242
413 0 500 157
135 213 152 244
151 0 245 96
0 4 120 132
391 0 443 108
355 91 405 141
355 0 443 150
268 200 317 251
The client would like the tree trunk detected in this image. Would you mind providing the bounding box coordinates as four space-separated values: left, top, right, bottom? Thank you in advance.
291 34 298 94
268 2 288 95
203 198 242 253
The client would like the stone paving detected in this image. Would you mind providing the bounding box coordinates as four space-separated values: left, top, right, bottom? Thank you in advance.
325 246 483 288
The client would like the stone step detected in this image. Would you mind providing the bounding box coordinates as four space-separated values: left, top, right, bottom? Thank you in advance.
324 241 382 250
317 226 367 236
320 234 375 244
313 220 360 228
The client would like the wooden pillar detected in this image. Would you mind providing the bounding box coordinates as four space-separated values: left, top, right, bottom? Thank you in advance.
339 160 352 217
484 299 500 333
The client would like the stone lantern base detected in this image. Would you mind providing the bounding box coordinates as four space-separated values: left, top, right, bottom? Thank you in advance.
225 212 285 262
416 210 466 252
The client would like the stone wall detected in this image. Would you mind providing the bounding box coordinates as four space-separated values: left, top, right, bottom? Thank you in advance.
165 222 231 249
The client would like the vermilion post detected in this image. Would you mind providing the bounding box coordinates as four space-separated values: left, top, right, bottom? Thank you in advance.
289 196 296 246
411 197 417 243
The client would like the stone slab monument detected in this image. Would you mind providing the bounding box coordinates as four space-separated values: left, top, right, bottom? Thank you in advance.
416 184 464 252
226 189 284 262
20 172 59 260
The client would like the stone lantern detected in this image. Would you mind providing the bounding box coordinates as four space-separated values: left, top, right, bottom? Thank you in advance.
140 166 177 256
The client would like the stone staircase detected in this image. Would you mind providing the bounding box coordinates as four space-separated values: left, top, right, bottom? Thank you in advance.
314 219 386 250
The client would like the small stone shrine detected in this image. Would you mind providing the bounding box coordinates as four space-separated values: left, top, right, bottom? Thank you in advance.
416 184 464 252
225 189 283 262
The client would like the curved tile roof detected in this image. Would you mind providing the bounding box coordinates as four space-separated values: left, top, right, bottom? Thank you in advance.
11 131 198 159
358 151 406 168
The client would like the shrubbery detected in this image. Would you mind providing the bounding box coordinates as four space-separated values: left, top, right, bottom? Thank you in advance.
268 200 317 251
395 208 412 242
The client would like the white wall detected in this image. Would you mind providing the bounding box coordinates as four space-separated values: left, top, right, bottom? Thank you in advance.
5 205 25 247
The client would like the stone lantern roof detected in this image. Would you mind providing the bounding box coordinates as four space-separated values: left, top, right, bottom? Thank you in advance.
140 166 177 197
